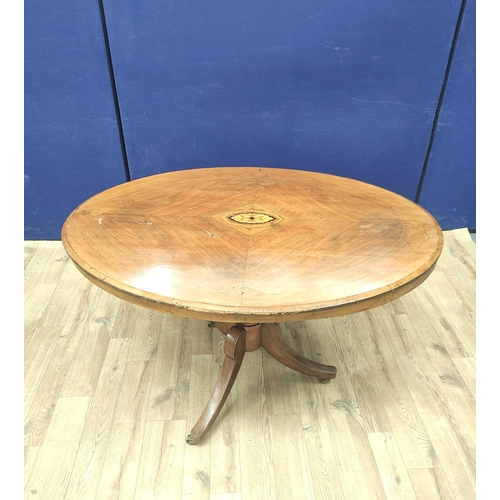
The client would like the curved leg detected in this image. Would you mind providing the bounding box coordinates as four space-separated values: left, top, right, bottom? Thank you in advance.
261 323 337 380
187 325 246 445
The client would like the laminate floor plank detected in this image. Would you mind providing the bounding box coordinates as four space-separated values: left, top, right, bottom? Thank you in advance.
96 360 155 500
391 289 472 360
296 379 346 500
148 315 192 421
39 280 91 329
24 241 59 300
182 353 213 499
53 252 87 291
389 314 476 441
24 283 57 346
368 432 418 500
26 274 101 418
235 351 277 500
441 273 475 330
59 287 118 398
209 334 241 497
322 408 387 499
269 414 315 500
262 348 301 416
111 301 141 340
24 241 39 269
444 229 476 274
24 327 61 416
380 311 476 450
374 315 475 499
314 317 393 434
24 446 40 488
191 318 214 356
433 238 476 303
64 339 131 500
37 244 71 284
210 494 242 500
400 294 476 415
126 308 162 362
407 468 456 500
452 357 476 401
24 322 83 446
134 420 187 500
421 271 476 358
419 416 475 500
432 231 476 312
24 396 92 499
351 312 439 470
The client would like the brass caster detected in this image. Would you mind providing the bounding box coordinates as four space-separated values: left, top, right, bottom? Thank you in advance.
186 434 197 445
318 378 331 384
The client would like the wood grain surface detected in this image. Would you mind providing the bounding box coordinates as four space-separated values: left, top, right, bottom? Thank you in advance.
62 167 443 322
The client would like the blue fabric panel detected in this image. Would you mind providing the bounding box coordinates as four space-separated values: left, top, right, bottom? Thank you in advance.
419 1 475 230
25 0 127 240
103 0 461 199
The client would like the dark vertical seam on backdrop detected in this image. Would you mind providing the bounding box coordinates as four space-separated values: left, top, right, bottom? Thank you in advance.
97 0 131 182
415 0 468 204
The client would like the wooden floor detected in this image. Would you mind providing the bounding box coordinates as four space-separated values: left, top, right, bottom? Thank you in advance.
24 229 476 500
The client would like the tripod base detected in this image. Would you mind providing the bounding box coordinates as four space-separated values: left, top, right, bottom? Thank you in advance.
186 322 337 445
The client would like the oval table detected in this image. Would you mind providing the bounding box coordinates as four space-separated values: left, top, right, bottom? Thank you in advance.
62 167 443 444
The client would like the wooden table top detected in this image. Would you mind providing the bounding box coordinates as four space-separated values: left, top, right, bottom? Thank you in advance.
62 167 443 322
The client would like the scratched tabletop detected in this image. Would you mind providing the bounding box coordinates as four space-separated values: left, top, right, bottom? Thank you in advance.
62 167 443 323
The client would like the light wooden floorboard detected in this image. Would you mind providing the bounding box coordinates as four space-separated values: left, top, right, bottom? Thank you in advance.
64 338 131 500
209 332 241 497
24 241 59 301
368 432 418 500
183 352 212 499
24 240 39 269
24 230 476 499
269 414 315 500
96 360 155 500
24 396 92 499
408 468 456 500
134 420 187 500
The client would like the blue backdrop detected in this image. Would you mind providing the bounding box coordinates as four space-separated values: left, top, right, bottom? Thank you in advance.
24 0 127 239
25 0 475 239
418 0 476 229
